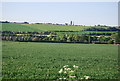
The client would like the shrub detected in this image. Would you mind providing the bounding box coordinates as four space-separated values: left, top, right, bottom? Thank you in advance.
108 40 114 44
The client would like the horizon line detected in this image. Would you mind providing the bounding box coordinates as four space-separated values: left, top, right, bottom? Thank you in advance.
1 20 118 27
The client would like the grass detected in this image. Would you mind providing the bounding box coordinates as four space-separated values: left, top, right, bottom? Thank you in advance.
2 41 118 79
56 31 116 36
2 23 116 36
2 23 43 32
2 23 94 32
23 24 90 31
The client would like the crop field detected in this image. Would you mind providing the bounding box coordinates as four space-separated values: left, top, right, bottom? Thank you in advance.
2 23 43 32
56 31 116 36
2 23 97 32
2 41 118 79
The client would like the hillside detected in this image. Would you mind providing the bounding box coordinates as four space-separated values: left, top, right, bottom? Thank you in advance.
2 23 93 32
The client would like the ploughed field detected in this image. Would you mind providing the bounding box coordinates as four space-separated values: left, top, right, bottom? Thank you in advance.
2 41 118 79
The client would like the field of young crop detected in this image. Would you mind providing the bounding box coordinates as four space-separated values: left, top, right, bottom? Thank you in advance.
2 41 118 79
56 31 116 35
2 23 43 32
2 23 93 32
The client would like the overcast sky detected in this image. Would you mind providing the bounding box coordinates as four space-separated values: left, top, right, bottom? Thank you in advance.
2 2 118 26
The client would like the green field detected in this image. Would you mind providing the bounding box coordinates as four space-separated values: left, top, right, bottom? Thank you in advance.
2 41 118 79
56 31 116 36
2 23 95 32
2 23 119 79
2 23 117 36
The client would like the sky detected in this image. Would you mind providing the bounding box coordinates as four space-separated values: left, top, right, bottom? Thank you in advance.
2 2 118 26
1 0 120 2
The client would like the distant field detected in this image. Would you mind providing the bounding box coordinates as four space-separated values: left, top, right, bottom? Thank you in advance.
2 23 94 32
2 23 43 32
2 41 118 79
56 31 116 35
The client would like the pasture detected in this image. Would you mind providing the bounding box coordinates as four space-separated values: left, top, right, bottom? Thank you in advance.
2 41 118 79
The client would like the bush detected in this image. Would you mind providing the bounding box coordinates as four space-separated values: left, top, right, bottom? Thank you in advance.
108 40 114 44
32 37 39 42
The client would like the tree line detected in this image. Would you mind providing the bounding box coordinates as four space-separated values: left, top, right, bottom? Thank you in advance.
2 31 120 44
85 27 120 31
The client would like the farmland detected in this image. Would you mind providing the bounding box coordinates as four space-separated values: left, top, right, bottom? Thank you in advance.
2 41 118 79
2 23 118 36
1 22 119 80
2 23 120 44
2 23 91 32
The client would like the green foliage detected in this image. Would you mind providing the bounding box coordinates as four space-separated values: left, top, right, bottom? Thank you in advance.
108 40 114 44
56 31 117 35
111 32 120 44
32 37 39 42
2 31 118 44
2 41 118 79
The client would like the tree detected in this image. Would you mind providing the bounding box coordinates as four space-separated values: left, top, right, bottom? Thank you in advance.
65 23 68 25
24 36 28 42
111 32 120 44
73 34 80 42
108 40 114 44
67 34 74 42
56 36 60 42
98 36 105 43
32 37 39 42
97 24 101 26
59 35 67 42
80 35 88 43
51 37 56 41
92 36 97 41
24 22 29 24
